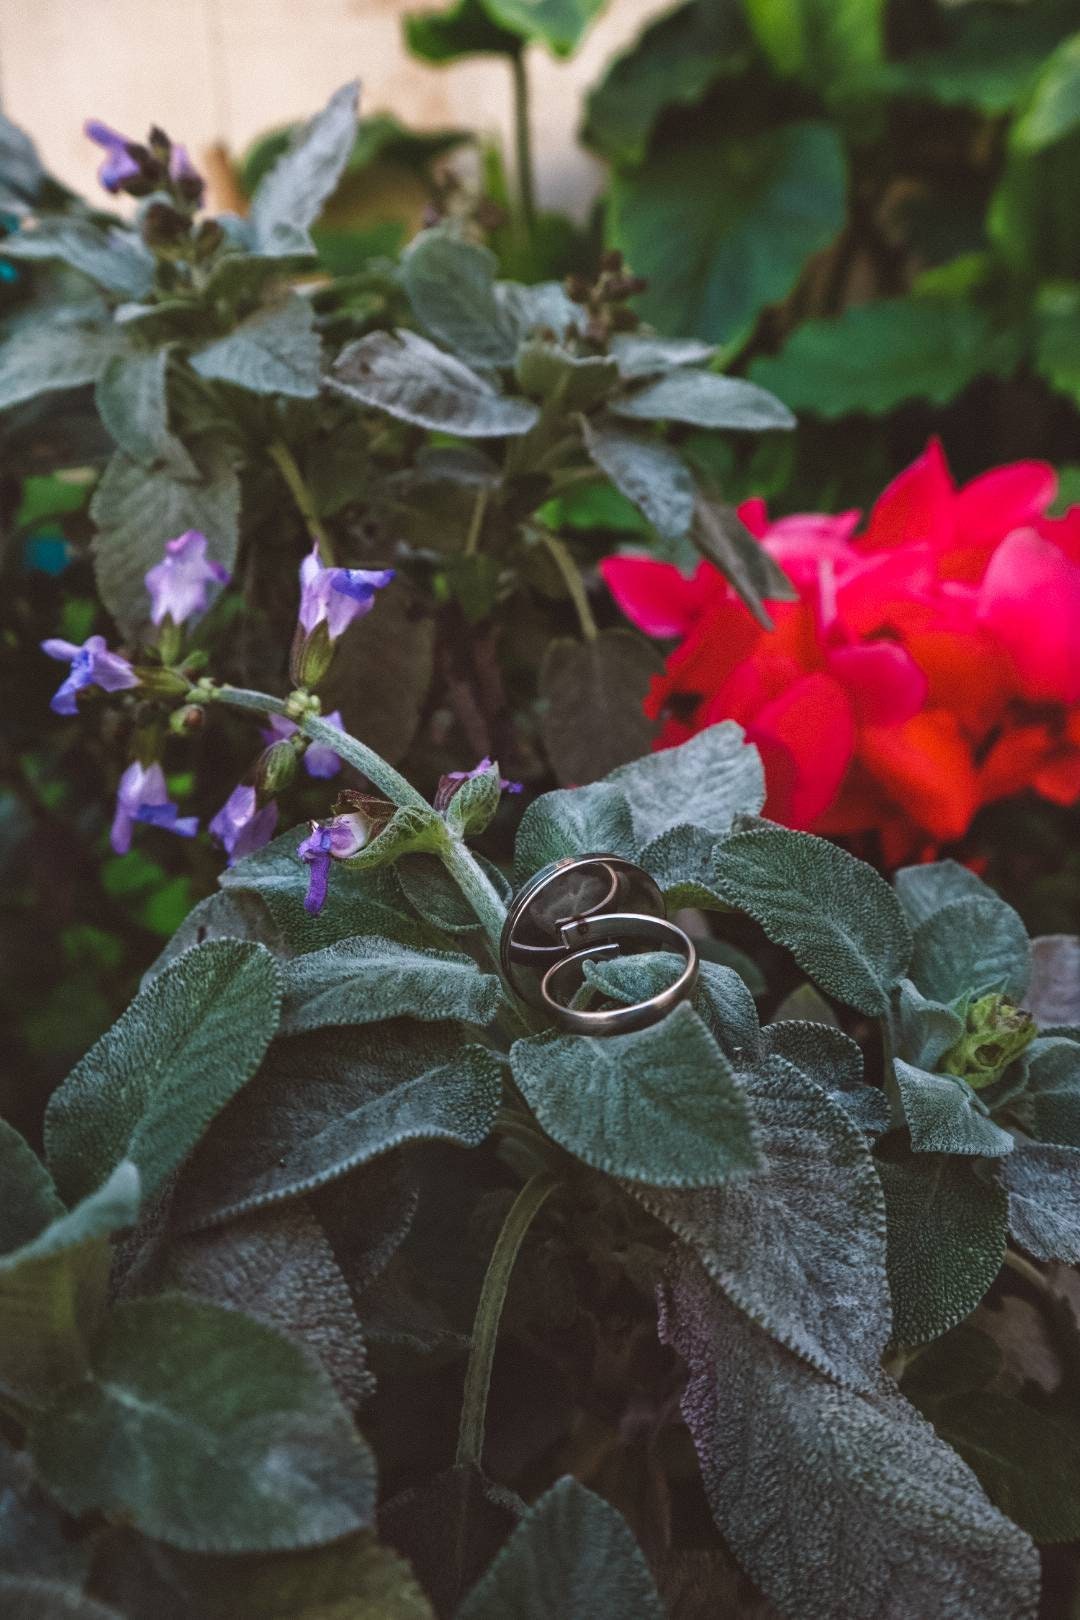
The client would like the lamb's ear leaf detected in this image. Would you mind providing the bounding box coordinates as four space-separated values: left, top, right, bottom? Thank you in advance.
401 229 517 368
762 1019 892 1137
513 781 637 880
893 1060 1015 1158
189 293 321 398
659 1252 1040 1620
173 1023 502 1231
679 821 912 1014
396 852 512 935
1018 1036 1080 1146
1001 1139 1080 1262
581 417 696 540
330 331 538 438
608 721 765 846
540 630 661 787
456 1476 665 1620
894 978 965 1071
381 1464 523 1617
634 1053 890 1390
893 858 999 928
249 81 359 256
280 935 504 1035
44 939 282 1208
29 1295 376 1555
510 1002 760 1188
1027 935 1080 1027
878 1147 1007 1346
909 895 1031 1003
583 952 762 1065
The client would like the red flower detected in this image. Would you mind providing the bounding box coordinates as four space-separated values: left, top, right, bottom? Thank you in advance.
601 439 1080 859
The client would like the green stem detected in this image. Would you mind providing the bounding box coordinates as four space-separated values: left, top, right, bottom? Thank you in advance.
456 1171 559 1469
269 439 336 564
464 487 489 557
540 531 597 640
511 51 537 247
441 835 512 959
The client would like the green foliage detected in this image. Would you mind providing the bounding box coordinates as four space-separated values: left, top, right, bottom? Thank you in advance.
248 81 361 257
330 330 540 437
280 933 504 1032
539 629 660 785
908 895 1031 1005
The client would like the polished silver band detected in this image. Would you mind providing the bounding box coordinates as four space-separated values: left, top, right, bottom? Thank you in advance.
539 911 699 1035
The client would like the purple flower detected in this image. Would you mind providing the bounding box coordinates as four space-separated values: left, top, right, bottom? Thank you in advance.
298 548 395 640
209 785 278 866
168 143 204 200
42 634 138 716
111 761 198 855
84 119 143 194
435 757 523 811
262 710 344 778
145 531 229 627
297 813 370 914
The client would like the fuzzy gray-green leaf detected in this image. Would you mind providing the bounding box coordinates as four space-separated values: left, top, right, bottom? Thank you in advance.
612 368 794 431
280 934 503 1033
581 418 696 541
401 231 517 368
909 895 1031 1003
249 82 359 256
894 858 998 928
45 939 281 1207
1020 1036 1080 1145
513 781 637 880
1001 1139 1080 1262
190 294 321 397
540 630 661 786
611 722 765 847
0 308 121 410
894 1059 1014 1158
330 330 539 437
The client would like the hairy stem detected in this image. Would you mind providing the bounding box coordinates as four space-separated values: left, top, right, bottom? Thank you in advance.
269 439 335 565
456 1171 559 1470
511 51 537 247
540 531 597 640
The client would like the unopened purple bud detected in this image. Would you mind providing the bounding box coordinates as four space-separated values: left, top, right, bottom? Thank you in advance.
42 634 138 716
168 142 204 204
209 784 278 866
264 710 345 778
111 761 198 855
145 530 229 627
84 119 143 194
435 756 523 811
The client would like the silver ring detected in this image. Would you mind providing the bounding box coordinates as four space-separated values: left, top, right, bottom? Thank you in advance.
499 853 698 1036
540 912 699 1036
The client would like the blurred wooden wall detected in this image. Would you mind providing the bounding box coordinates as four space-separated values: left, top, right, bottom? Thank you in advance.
0 0 659 215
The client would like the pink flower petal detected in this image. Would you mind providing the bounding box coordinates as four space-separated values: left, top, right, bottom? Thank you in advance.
600 556 714 638
978 527 1080 703
860 437 954 553
827 642 928 727
955 460 1056 544
746 672 856 829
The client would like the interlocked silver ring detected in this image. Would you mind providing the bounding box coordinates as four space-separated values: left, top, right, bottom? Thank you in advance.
499 853 699 1036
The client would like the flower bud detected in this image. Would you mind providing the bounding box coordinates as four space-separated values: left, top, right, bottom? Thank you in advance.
135 666 191 700
141 201 190 252
941 994 1038 1090
254 739 300 796
289 622 335 689
169 703 205 735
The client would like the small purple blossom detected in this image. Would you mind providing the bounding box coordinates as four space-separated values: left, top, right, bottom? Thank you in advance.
145 531 229 627
446 757 523 794
111 761 198 855
209 785 278 866
167 143 203 198
298 548 395 640
297 813 370 915
41 635 138 716
262 710 344 778
84 120 143 194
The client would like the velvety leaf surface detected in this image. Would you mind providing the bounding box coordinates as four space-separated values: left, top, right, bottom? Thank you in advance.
581 418 696 540
608 334 717 379
610 722 765 846
583 953 762 1066
1019 1036 1080 1145
696 823 912 1014
396 853 511 934
894 1060 1014 1157
513 781 637 879
190 295 321 397
280 934 503 1033
1027 935 1080 1027
249 82 359 256
160 1201 373 1410
636 1053 890 1389
879 1152 1007 1345
933 1390 1080 1543
456 1477 664 1620
539 630 661 785
909 896 1031 1003
4 219 154 297
95 347 193 470
143 889 283 984
660 1255 1040 1620
401 232 517 368
330 331 538 437
612 369 794 432
30 1296 376 1553
91 448 240 636
380 1464 522 1618
762 1019 892 1136
0 309 121 410
1001 1140 1080 1262
0 1443 89 1583
45 939 282 1206
893 859 998 929
894 978 965 1071
174 1023 502 1229
510 1002 760 1187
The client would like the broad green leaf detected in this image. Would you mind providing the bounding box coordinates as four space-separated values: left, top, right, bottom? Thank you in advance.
878 1151 1006 1345
330 330 538 437
1001 1140 1080 1262
610 123 846 344
161 1202 372 1411
405 0 521 65
894 858 998 928
744 0 883 91
582 0 750 167
609 333 716 379
250 82 360 256
583 953 762 1066
401 231 517 367
513 781 637 880
581 418 695 540
690 497 797 629
694 822 911 1014
749 298 1017 419
190 293 321 397
395 852 512 935
762 1018 892 1136
4 219 153 298
612 722 765 846
933 1390 1080 1543
637 1052 889 1389
1028 934 1080 1026
612 369 794 432
280 934 503 1033
895 979 966 1071
457 1477 664 1620
509 1002 760 1187
0 308 119 411
878 2 1070 114
319 576 436 767
143 889 282 985
91 448 240 636
1013 31 1080 153
381 1465 520 1618
540 629 661 786
894 1060 1014 1158
0 1125 139 1400
909 896 1031 1004
483 0 605 55
45 939 282 1207
174 1023 502 1229
515 341 618 408
30 1295 376 1553
94 347 195 472
661 1254 1040 1620
0 1581 122 1619
1019 1036 1080 1145
990 129 1080 280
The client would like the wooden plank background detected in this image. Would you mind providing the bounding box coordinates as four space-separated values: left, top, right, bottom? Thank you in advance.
0 0 659 215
